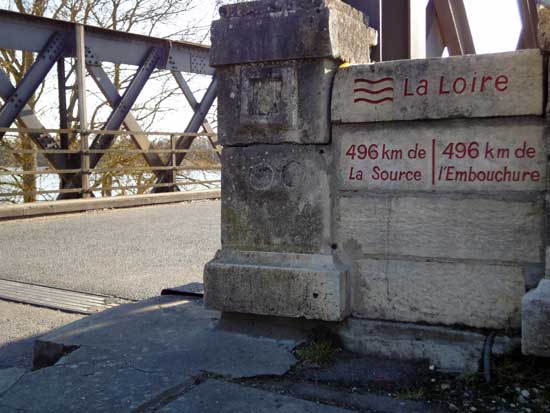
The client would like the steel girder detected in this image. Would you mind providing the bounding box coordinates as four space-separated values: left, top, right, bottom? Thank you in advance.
172 71 215 136
171 71 220 159
58 47 162 198
0 32 67 138
0 65 71 182
0 11 218 200
88 47 162 168
343 0 412 61
426 0 475 56
346 0 475 59
0 70 61 156
151 75 218 192
57 58 70 151
517 0 538 49
0 10 213 75
426 1 446 57
86 48 220 192
85 46 165 177
171 75 217 168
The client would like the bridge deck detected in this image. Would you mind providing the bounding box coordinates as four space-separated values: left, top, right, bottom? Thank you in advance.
0 200 220 301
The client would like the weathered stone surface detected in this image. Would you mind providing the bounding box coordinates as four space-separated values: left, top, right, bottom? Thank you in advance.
33 296 298 378
0 296 303 412
522 279 550 357
159 380 354 413
332 50 543 123
335 117 547 192
538 4 550 51
0 368 25 396
337 195 544 263
352 258 524 329
210 0 376 66
217 0 362 19
204 0 355 323
217 60 337 145
221 145 333 254
205 250 349 321
1 348 184 413
212 0 377 145
336 318 518 373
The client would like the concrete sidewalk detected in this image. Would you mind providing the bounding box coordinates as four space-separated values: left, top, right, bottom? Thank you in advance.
0 296 445 413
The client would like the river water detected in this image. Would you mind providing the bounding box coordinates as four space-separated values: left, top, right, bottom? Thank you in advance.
0 169 221 204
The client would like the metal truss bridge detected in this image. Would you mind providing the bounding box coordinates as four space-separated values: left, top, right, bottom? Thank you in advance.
0 9 218 201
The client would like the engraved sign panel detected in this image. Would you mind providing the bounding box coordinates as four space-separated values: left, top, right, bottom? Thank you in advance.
332 50 544 123
336 118 547 192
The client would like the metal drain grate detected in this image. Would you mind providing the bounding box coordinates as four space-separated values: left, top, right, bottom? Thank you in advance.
0 279 128 314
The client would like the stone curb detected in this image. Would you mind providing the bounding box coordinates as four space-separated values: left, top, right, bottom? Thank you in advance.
0 190 221 221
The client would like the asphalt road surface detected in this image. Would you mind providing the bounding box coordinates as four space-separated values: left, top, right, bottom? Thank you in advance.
0 200 221 301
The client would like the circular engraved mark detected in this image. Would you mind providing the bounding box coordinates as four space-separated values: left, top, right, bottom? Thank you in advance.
282 161 305 188
249 163 274 191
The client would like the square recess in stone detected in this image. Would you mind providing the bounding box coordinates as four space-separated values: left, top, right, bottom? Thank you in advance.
239 63 298 130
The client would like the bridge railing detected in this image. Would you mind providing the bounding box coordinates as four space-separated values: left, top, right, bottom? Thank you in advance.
0 127 220 202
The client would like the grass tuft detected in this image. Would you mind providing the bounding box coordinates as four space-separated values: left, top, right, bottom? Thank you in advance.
295 339 339 366
396 388 426 401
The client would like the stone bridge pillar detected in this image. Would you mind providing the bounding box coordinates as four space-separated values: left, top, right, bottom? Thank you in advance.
521 5 550 358
204 0 376 321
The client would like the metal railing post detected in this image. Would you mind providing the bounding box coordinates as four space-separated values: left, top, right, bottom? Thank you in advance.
170 134 177 192
80 132 89 197
75 24 90 198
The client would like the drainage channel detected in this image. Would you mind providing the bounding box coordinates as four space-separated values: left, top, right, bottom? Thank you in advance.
0 278 130 315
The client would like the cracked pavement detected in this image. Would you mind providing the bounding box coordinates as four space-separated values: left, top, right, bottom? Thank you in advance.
0 296 451 412
0 296 303 412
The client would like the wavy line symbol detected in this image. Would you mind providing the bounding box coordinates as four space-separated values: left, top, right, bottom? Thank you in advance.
353 77 395 105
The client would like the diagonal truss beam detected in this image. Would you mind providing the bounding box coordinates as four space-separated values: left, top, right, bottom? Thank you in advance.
58 47 162 198
517 0 538 49
85 46 165 176
431 0 475 56
0 69 70 176
171 75 217 168
172 71 220 158
89 48 162 168
426 0 446 57
151 75 218 192
0 32 67 139
172 72 215 136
